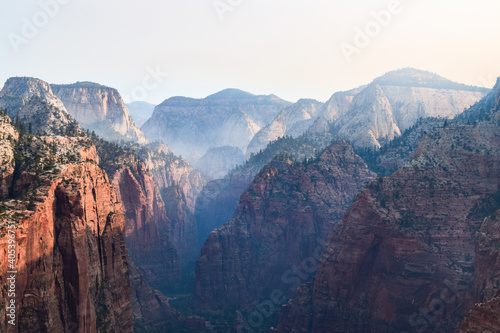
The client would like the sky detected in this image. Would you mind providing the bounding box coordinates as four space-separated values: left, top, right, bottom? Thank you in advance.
1 0 499 104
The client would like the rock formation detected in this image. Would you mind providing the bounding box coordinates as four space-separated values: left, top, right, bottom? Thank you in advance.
141 88 291 164
161 185 199 271
332 68 487 148
0 118 133 332
276 119 500 332
134 142 206 214
106 152 181 291
195 135 318 247
52 82 147 144
195 140 375 312
246 99 324 155
0 77 83 136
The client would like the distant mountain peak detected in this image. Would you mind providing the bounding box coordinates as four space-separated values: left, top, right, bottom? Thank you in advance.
51 81 113 90
206 88 256 100
373 68 490 92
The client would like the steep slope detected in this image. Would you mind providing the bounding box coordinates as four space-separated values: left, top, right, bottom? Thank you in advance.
334 68 487 148
106 152 181 290
141 88 291 164
0 118 133 332
94 137 203 280
246 99 324 155
195 141 375 315
52 82 147 144
126 101 155 127
276 120 500 332
133 142 206 213
0 84 191 332
0 77 83 136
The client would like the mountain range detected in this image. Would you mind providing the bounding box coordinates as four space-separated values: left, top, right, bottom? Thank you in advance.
1 69 499 333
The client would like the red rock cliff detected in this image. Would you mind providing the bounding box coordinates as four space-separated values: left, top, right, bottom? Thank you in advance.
110 157 181 291
277 123 500 332
0 132 133 332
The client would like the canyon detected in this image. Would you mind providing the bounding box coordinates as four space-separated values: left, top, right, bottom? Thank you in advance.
0 70 499 332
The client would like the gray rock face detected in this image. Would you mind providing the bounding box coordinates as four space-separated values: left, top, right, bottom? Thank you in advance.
304 87 364 149
333 69 488 148
141 88 291 164
0 77 83 136
246 99 324 155
52 82 148 144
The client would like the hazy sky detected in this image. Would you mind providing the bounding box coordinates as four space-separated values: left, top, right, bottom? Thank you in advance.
1 0 499 104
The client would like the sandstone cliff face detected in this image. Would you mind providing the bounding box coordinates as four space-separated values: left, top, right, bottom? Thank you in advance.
109 157 181 291
195 141 375 311
93 133 204 285
52 82 147 144
0 130 133 332
135 142 206 213
141 88 291 164
277 122 500 332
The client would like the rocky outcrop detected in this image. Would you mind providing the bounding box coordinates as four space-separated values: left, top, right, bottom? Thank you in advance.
0 77 83 136
246 99 323 155
142 88 290 164
195 140 375 311
52 82 147 144
0 129 133 332
459 295 500 333
277 121 500 332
